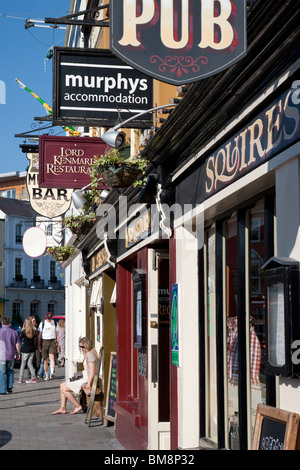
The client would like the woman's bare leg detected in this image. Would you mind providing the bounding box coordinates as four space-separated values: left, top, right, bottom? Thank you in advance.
52 382 81 414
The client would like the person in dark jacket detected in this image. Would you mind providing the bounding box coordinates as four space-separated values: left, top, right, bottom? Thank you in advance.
18 318 38 384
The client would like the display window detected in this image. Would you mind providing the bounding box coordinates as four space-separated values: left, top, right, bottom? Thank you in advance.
202 196 275 450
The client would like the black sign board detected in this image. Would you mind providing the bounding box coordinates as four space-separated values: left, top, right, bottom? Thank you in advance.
104 352 117 425
53 48 153 128
252 405 300 450
110 0 247 85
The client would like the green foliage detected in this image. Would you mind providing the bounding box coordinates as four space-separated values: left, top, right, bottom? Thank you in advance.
64 213 95 235
46 245 76 262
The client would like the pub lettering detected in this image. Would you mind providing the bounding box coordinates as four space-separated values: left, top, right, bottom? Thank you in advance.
119 0 236 51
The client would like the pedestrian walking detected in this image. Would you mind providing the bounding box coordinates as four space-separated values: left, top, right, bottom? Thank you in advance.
52 337 99 415
38 312 58 381
30 315 41 373
18 318 38 384
0 316 21 394
57 319 65 367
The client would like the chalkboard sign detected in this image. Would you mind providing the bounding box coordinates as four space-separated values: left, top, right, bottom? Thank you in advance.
104 352 117 426
252 404 300 450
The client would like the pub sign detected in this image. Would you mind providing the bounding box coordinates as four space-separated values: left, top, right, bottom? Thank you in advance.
110 0 247 85
53 48 153 127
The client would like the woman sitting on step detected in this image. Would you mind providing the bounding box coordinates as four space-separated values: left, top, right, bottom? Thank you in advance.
51 337 98 415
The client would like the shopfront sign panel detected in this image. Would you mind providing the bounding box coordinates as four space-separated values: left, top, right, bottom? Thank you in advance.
205 85 300 198
110 0 247 85
53 47 153 127
39 135 109 189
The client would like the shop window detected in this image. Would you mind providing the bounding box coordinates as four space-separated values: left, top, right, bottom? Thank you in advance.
202 197 273 450
225 214 239 450
248 206 266 433
132 269 146 348
205 228 218 443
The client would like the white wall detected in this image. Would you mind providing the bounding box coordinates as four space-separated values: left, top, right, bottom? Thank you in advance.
64 253 88 380
275 155 300 413
175 224 200 449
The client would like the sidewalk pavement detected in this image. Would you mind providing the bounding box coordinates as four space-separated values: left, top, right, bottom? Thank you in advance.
0 365 125 450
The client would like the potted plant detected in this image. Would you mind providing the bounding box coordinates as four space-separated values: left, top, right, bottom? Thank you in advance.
94 148 148 188
46 245 76 262
64 212 96 236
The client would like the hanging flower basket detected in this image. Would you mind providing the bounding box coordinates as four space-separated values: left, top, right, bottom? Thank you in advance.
46 245 75 262
100 165 143 188
95 148 148 188
64 214 95 236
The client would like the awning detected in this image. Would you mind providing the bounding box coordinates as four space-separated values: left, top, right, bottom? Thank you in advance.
90 277 103 308
110 284 116 304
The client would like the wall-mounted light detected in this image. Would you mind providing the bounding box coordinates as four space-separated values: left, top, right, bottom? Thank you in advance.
52 227 66 245
101 104 178 148
71 179 109 210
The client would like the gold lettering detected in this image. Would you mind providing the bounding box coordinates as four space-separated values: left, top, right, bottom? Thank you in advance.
161 0 189 49
248 119 265 165
119 0 155 47
199 0 234 50
283 90 300 141
265 100 283 154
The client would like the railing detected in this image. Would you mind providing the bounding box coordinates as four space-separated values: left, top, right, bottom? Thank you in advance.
30 279 45 289
10 277 27 288
47 279 63 290
8 278 64 290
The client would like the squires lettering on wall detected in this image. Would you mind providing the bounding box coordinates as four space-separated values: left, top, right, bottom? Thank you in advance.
110 0 247 85
39 135 109 189
205 86 300 197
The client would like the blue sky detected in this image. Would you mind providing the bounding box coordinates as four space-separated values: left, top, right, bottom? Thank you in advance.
0 1 70 174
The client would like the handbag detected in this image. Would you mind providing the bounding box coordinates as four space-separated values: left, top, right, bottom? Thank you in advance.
69 371 83 382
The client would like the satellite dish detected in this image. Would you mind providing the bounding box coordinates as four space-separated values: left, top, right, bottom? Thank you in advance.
22 227 47 258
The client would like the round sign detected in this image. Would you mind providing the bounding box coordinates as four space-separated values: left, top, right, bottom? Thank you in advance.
22 226 47 258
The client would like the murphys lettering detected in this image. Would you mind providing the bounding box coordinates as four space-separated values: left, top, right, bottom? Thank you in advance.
119 0 237 51
205 88 300 195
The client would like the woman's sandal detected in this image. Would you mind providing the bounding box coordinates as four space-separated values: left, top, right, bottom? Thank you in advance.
52 408 67 415
70 406 82 415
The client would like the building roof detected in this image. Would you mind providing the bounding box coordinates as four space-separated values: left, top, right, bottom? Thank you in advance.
0 197 36 218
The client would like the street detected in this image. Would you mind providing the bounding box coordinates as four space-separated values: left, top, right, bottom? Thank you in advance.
0 365 125 451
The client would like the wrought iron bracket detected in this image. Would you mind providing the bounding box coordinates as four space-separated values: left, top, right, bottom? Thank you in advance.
44 4 109 28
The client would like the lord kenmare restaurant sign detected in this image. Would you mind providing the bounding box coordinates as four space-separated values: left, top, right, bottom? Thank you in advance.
110 0 247 85
39 135 109 189
176 83 300 205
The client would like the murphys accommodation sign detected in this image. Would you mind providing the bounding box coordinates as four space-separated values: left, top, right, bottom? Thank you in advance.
110 0 247 85
53 48 153 128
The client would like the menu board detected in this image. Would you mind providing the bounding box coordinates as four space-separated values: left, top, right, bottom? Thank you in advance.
104 352 117 425
252 404 300 450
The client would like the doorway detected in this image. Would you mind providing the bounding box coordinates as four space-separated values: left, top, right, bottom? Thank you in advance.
148 248 171 449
